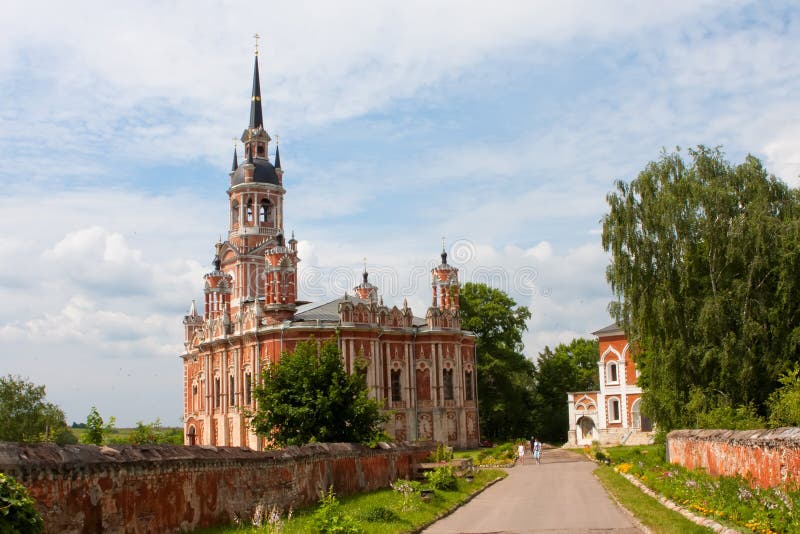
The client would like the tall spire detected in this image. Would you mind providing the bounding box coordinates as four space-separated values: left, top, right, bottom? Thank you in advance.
274 142 281 169
231 141 239 172
249 38 263 129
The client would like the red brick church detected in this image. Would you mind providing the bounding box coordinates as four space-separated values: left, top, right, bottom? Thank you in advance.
180 49 479 449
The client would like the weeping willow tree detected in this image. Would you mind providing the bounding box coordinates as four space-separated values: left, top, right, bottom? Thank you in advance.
602 146 800 430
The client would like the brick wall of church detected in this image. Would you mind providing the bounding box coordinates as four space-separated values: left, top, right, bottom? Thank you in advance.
0 441 433 533
667 428 800 488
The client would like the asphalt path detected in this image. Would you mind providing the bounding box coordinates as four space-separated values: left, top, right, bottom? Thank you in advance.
423 447 642 534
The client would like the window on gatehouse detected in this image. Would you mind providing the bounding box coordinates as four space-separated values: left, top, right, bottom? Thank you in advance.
608 398 621 422
465 370 473 401
246 199 253 222
229 375 235 406
607 361 619 384
215 377 221 408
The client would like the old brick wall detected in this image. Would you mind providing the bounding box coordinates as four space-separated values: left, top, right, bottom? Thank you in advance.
0 441 433 533
667 428 800 488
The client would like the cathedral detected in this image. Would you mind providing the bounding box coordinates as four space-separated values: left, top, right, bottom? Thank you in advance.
180 49 479 449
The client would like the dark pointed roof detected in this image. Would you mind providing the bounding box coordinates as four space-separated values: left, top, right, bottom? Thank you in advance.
249 55 263 129
231 146 239 172
230 157 279 186
274 144 281 169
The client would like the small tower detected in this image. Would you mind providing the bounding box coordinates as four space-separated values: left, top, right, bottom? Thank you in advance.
263 233 299 323
354 262 379 303
204 242 233 332
428 242 460 329
183 299 203 349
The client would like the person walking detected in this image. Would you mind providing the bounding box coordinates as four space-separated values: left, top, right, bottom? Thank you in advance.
533 437 542 465
517 442 525 465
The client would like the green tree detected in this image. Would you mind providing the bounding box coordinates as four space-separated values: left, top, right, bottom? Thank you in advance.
602 147 800 430
81 406 115 445
0 375 70 443
532 338 599 442
251 338 386 446
459 282 534 440
768 364 800 427
125 418 184 445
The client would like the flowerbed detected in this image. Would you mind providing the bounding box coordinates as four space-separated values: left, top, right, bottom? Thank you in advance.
604 445 800 533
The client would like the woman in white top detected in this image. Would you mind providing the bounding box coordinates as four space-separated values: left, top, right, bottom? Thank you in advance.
517 442 525 465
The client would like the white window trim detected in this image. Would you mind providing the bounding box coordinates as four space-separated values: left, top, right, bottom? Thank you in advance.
608 398 621 423
606 361 620 385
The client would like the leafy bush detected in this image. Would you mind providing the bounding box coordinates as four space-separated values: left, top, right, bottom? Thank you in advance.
424 466 457 491
768 364 800 427
311 488 362 534
0 473 43 534
428 442 453 463
362 505 399 523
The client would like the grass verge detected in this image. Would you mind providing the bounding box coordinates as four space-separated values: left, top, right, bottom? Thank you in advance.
594 465 709 534
199 468 506 534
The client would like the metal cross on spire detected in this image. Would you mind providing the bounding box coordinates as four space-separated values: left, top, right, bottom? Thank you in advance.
442 236 446 252
253 33 260 56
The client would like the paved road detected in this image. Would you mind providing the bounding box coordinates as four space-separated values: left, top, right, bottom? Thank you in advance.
424 447 641 534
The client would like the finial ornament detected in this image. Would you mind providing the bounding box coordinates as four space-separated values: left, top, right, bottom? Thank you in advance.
253 33 260 56
442 236 446 252
276 133 280 145
363 256 368 273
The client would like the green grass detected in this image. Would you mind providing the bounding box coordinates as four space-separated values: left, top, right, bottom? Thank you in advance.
198 468 506 534
594 465 710 534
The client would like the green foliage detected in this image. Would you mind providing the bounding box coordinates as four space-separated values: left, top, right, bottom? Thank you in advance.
603 147 800 431
428 442 453 463
768 364 800 427
0 375 70 443
532 338 599 442
424 466 457 491
459 283 534 440
80 406 116 445
0 472 43 534
474 442 516 466
685 389 765 430
251 338 387 446
311 488 363 534
126 418 184 445
361 505 399 523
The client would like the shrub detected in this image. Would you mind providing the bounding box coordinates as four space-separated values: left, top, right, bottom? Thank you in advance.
311 487 362 534
0 473 43 534
362 506 399 523
424 466 458 491
429 442 453 463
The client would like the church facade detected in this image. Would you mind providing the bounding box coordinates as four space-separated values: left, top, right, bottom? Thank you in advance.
180 50 479 449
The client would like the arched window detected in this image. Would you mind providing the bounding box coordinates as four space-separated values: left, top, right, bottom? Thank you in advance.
608 397 621 423
231 201 240 227
464 370 473 401
259 199 271 223
443 368 454 400
246 199 253 222
229 375 235 406
187 425 197 446
214 377 221 408
391 369 402 402
607 361 619 384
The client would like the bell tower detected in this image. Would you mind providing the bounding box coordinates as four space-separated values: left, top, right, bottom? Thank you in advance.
222 37 292 313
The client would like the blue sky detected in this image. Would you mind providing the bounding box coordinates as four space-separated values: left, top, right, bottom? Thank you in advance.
1 1 798 426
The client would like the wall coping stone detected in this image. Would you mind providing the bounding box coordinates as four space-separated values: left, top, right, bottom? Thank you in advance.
0 441 433 481
668 427 800 448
